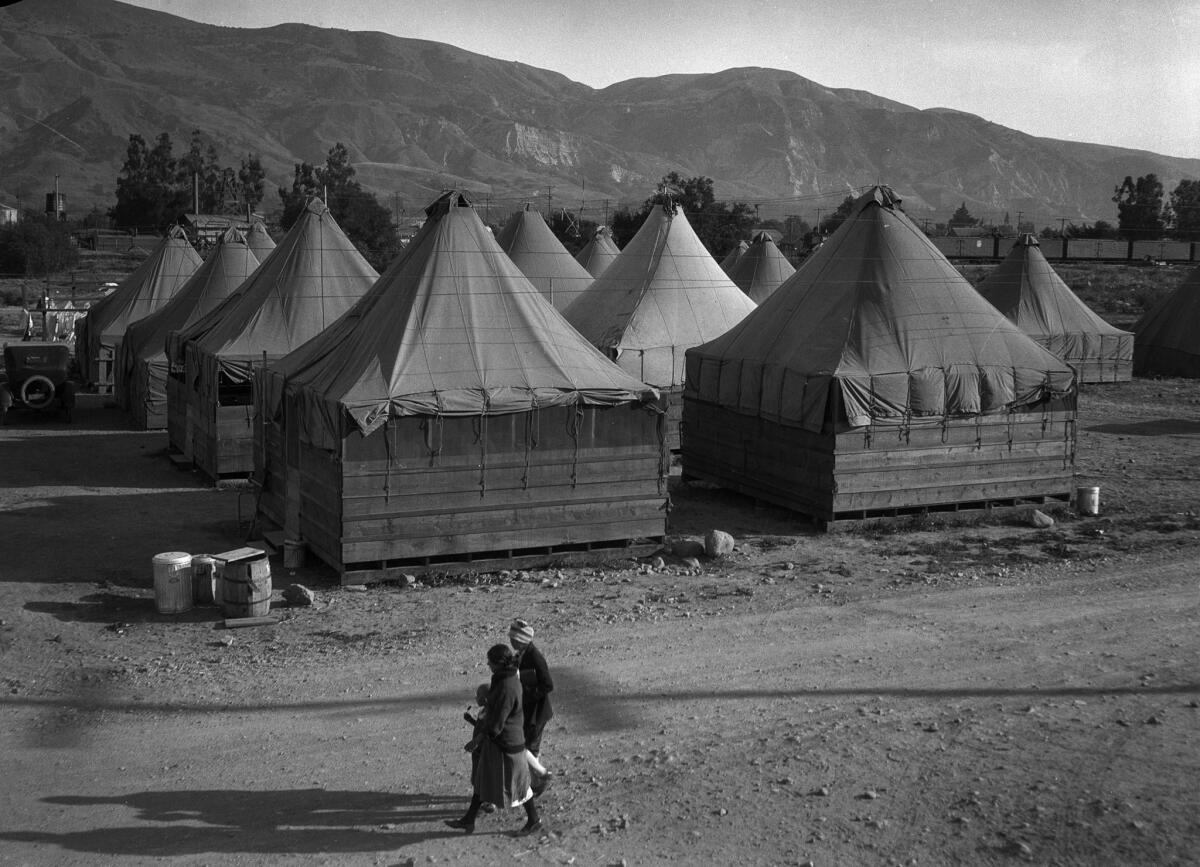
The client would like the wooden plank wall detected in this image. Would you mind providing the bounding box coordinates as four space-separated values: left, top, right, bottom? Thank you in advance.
296 404 668 571
193 401 258 480
166 375 187 454
254 418 286 530
682 399 1076 523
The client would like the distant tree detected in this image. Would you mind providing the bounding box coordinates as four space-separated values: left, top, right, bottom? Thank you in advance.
818 196 856 236
781 215 812 247
609 173 756 259
176 129 224 213
237 154 267 211
1113 174 1165 239
948 202 977 228
1166 178 1200 241
610 206 645 248
278 143 401 271
111 130 268 229
111 132 187 231
0 213 79 276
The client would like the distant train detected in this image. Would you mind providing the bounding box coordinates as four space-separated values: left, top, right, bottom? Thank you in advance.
930 235 1198 263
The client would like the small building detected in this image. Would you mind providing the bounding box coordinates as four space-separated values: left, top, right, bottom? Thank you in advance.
496 204 595 311
976 234 1133 383
116 228 261 430
683 187 1078 526
75 226 202 393
172 198 378 479
726 230 796 304
0 202 18 225
1134 262 1200 377
257 191 666 581
563 202 757 450
574 226 620 278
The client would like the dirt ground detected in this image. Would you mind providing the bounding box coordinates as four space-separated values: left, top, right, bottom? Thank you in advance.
2 328 1200 865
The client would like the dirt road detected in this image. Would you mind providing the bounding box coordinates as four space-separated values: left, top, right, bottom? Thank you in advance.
2 383 1199 866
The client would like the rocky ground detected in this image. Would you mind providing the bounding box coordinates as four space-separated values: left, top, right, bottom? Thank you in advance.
1 368 1199 866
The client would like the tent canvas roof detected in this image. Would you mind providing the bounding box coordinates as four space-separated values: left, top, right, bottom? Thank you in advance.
976 234 1132 381
574 226 620 277
263 192 656 448
495 205 595 311
183 198 378 383
1134 263 1200 376
977 234 1131 340
726 231 796 304
719 239 749 274
562 204 757 388
121 228 260 372
685 186 1076 432
77 225 202 380
245 220 276 259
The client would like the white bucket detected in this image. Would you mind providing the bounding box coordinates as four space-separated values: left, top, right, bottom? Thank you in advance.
153 551 194 614
1077 486 1101 517
192 555 217 605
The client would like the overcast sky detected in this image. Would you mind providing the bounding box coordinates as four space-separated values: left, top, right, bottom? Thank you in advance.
122 0 1199 159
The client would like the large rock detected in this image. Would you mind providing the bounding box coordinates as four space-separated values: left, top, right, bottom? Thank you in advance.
672 539 706 559
705 529 735 558
282 583 315 606
1029 509 1055 529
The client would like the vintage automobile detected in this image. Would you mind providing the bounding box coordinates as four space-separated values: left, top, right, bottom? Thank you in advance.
0 342 77 424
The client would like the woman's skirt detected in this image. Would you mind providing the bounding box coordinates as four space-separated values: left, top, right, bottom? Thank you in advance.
473 739 532 808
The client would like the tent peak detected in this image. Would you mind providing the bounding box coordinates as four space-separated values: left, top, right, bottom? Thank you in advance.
1016 233 1041 247
424 190 473 218
853 185 903 213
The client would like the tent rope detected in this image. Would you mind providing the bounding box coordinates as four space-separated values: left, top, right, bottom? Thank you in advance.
568 404 583 488
478 410 489 497
383 417 393 504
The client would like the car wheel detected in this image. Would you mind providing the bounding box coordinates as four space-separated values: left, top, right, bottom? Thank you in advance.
20 374 56 410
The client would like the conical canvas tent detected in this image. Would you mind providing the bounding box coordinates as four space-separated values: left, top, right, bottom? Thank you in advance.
575 226 620 277
495 204 595 311
256 191 666 579
245 219 276 260
683 186 1078 525
1133 263 1200 377
727 231 796 304
116 228 261 430
76 225 201 392
563 203 757 449
719 240 749 274
179 198 379 479
976 234 1133 383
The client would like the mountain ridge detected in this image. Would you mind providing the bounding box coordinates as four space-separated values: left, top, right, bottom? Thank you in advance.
1 0 1196 225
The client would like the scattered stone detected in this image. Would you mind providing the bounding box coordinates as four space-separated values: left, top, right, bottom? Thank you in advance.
1145 715 1164 725
811 786 830 796
1002 839 1033 858
1029 509 1055 528
859 789 880 800
344 584 368 593
682 557 701 570
282 584 315 606
705 529 735 558
650 556 665 570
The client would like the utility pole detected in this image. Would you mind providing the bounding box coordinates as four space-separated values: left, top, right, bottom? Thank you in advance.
815 208 824 233
1016 211 1023 232
1059 217 1067 237
546 186 553 217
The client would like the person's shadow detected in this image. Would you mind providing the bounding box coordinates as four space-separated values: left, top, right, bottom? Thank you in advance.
1 788 465 855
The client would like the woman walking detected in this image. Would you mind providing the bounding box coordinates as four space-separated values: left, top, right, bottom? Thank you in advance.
445 644 542 837
509 620 554 757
